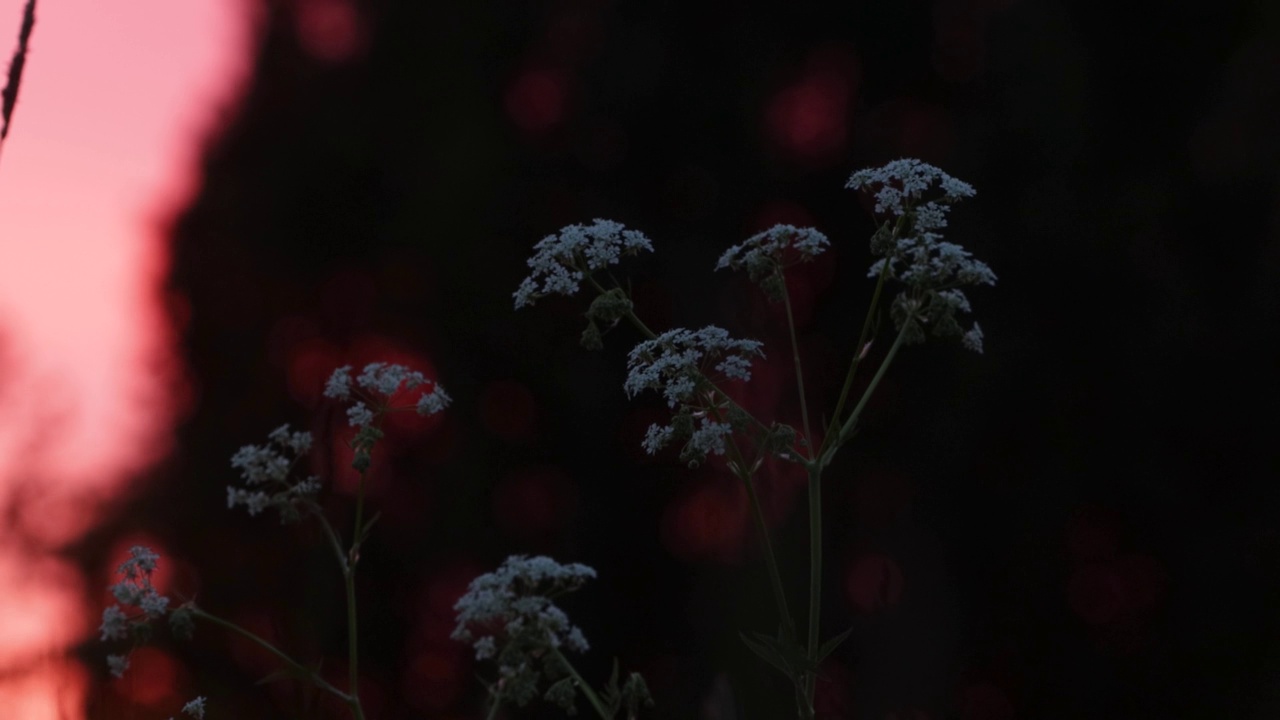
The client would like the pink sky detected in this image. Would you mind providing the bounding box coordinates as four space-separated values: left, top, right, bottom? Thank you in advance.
0 0 248 715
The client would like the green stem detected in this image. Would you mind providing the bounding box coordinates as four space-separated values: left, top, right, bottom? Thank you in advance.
703 402 795 635
816 253 892 465
189 607 354 704
549 646 612 719
485 688 504 720
778 272 813 460
820 317 913 467
344 469 368 720
802 462 821 718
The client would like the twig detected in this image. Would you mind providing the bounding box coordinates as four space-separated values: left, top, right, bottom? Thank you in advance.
0 0 36 164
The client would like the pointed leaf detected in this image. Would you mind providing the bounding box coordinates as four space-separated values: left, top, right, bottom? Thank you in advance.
741 632 795 678
815 627 853 664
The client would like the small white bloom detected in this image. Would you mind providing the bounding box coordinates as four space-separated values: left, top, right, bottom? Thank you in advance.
514 219 654 309
453 555 596 668
181 696 207 719
716 224 830 272
641 423 675 455
357 362 426 395
324 365 353 399
416 385 452 415
99 605 128 641
106 654 130 679
961 323 985 354
474 635 497 660
346 402 375 427
624 326 764 407
139 590 170 619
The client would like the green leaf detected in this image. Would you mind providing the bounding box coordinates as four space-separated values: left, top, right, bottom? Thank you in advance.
740 632 795 679
814 626 853 665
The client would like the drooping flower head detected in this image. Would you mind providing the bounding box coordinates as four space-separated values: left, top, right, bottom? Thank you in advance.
513 219 654 309
846 159 995 352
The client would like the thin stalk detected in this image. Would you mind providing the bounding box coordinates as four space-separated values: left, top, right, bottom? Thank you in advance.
826 317 913 463
802 462 824 716
343 469 369 720
485 691 504 720
698 396 794 633
778 272 813 459
190 607 353 703
0 0 35 166
816 253 892 465
549 646 612 719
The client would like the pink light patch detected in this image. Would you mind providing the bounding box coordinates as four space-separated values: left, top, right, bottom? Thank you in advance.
295 0 366 64
0 0 249 715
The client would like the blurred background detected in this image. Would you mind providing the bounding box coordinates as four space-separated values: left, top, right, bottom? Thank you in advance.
0 0 1277 718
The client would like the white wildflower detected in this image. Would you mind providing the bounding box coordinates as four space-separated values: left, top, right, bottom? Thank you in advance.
323 365 354 399
847 158 994 352
514 219 654 309
716 224 830 272
99 605 128 641
228 424 320 521
357 362 426 395
181 696 207 719
346 401 375 427
624 326 764 408
416 385 452 415
961 323 985 354
106 654 130 679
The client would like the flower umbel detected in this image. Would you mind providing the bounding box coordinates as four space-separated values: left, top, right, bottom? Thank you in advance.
513 219 654 309
322 362 452 470
847 159 995 352
624 326 763 465
101 546 175 678
453 556 597 711
716 224 830 300
228 424 320 523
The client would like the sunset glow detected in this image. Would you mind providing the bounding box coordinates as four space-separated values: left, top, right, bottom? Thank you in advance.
0 0 248 715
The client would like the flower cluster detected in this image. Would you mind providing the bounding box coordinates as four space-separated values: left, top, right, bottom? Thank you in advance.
324 362 452 421
324 362 452 470
624 326 764 465
169 696 207 720
846 159 995 352
715 224 830 300
513 219 654 309
228 424 321 523
101 546 192 678
453 556 597 709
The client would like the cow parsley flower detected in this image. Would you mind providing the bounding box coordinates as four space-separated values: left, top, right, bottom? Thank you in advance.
168 696 207 720
106 654 129 679
416 384 452 415
320 362 451 470
847 159 995 352
514 219 654 309
102 546 175 678
228 424 320 522
624 327 764 407
623 327 763 465
716 224 830 299
453 556 597 710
